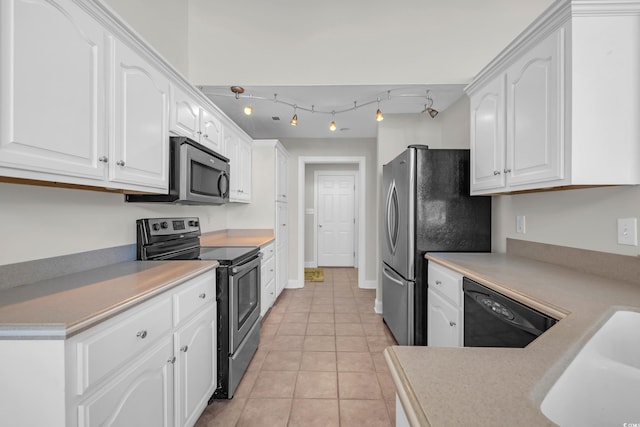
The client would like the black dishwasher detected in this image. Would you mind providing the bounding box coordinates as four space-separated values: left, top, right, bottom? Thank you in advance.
463 277 557 348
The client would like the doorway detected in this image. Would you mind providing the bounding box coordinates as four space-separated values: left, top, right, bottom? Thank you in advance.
315 171 357 267
297 156 366 289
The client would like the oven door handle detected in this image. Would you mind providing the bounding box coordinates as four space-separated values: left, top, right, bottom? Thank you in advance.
231 253 262 275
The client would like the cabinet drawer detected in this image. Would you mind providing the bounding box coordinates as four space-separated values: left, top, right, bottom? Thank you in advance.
427 288 462 347
74 295 173 394
428 262 463 306
173 270 216 326
261 256 275 286
260 242 275 262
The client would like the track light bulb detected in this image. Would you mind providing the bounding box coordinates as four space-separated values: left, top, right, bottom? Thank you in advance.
376 108 384 122
290 113 298 126
427 107 439 118
244 105 253 115
329 121 337 131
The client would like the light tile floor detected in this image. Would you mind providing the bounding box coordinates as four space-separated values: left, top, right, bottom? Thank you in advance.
195 267 398 427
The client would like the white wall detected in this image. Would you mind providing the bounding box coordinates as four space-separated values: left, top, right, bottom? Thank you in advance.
279 138 377 283
187 0 553 86
492 186 640 256
0 183 227 266
103 0 189 76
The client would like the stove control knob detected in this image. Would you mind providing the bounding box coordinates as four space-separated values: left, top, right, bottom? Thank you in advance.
161 221 168 229
189 220 199 227
152 223 160 231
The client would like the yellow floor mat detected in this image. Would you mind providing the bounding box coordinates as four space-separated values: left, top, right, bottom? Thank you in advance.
304 268 324 282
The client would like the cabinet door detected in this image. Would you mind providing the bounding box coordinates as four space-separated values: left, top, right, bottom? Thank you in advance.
76 338 174 427
469 75 506 194
111 39 169 191
276 244 288 298
0 0 107 182
170 85 200 141
505 29 564 188
427 289 462 347
200 108 224 155
276 146 288 202
237 137 252 202
174 305 216 427
225 129 241 201
276 202 288 248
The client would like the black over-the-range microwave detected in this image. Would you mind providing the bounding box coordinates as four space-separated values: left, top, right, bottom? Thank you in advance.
126 136 230 205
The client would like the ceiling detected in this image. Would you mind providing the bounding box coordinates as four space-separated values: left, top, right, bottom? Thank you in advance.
200 85 465 139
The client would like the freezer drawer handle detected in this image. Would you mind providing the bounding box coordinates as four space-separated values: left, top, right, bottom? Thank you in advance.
383 267 405 286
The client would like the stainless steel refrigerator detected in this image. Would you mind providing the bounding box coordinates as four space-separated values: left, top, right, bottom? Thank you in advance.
382 145 491 345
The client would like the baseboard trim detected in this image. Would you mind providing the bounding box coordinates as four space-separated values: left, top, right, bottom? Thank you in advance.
285 279 303 289
374 298 383 314
359 280 377 290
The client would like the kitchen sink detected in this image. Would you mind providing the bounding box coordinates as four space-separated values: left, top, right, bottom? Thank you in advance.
541 310 640 426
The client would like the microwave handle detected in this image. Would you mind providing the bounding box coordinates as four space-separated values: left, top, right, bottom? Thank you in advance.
218 171 229 198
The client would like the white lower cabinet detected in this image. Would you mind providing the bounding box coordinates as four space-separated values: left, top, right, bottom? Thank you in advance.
396 394 411 427
174 305 216 427
427 262 463 347
0 268 217 427
77 337 174 427
260 242 276 316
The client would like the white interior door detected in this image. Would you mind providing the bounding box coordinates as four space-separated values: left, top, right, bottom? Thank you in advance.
316 173 356 267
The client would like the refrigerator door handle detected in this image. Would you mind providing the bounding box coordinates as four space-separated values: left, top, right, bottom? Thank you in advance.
383 266 405 287
385 181 399 255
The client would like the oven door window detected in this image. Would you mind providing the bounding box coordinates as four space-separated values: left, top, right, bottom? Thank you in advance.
231 259 261 353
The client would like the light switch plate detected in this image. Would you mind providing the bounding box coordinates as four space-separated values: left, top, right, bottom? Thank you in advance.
516 215 526 234
617 218 638 246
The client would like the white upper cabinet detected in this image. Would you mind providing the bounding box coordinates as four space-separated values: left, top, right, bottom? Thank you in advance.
0 0 107 182
170 85 225 155
466 1 640 195
470 74 506 192
276 145 289 202
226 128 252 203
505 29 563 188
110 39 169 191
0 0 171 193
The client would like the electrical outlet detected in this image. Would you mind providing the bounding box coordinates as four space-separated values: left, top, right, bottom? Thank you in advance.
617 218 638 246
516 215 526 234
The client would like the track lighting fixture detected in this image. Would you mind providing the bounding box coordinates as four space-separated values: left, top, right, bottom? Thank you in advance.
329 111 337 131
423 90 439 118
375 98 384 122
217 86 442 128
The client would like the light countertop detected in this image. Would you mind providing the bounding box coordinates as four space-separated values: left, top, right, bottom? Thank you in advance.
0 260 218 339
200 229 274 248
385 252 640 426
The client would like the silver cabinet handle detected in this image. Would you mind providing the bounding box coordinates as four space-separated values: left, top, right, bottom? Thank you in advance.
493 170 501 175
449 321 456 327
98 156 108 163
116 160 125 166
167 356 176 364
270 269 274 272
435 280 442 285
203 134 208 138
318 224 323 228
503 168 511 173
283 194 287 198
199 293 206 299
282 224 287 227
197 130 202 135
136 330 147 339
180 345 189 353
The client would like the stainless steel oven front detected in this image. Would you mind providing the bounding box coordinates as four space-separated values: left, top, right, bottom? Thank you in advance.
229 254 261 352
